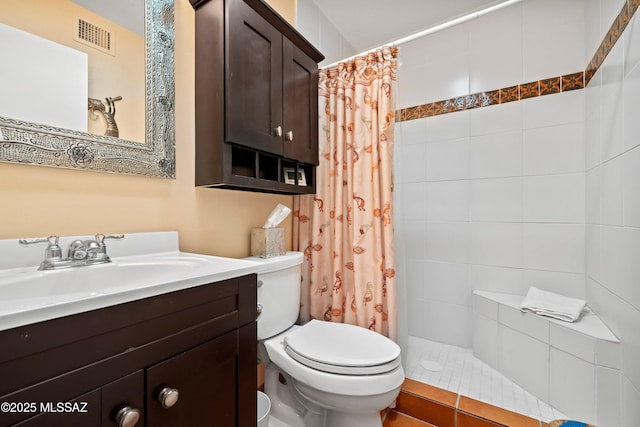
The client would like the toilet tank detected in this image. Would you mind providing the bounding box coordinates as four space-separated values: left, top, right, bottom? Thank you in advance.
244 252 303 340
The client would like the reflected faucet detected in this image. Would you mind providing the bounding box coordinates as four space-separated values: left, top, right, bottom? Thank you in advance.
88 96 122 137
19 234 124 270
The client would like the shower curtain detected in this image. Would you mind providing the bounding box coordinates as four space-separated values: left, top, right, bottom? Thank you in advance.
293 46 399 340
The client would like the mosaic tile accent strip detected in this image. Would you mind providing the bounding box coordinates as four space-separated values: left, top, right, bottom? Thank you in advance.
398 0 639 122
519 81 539 99
540 77 561 95
561 72 584 91
585 0 638 85
499 85 519 103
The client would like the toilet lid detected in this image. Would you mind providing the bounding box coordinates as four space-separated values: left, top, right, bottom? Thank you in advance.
283 320 401 375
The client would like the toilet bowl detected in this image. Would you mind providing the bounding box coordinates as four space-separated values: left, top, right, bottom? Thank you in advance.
248 252 405 427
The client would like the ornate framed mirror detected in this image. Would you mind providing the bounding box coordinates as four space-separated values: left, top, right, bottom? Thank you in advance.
0 0 175 178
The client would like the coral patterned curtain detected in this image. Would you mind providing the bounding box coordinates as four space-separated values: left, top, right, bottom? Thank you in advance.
293 47 398 340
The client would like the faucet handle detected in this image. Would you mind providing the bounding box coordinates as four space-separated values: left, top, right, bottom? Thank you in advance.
91 234 124 260
19 236 58 246
19 236 63 260
95 233 124 244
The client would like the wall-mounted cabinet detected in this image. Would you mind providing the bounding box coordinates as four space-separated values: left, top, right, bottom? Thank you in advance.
191 0 324 194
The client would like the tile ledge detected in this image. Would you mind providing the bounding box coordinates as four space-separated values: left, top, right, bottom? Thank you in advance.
473 290 619 343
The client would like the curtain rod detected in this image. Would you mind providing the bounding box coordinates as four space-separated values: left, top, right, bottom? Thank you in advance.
321 0 525 70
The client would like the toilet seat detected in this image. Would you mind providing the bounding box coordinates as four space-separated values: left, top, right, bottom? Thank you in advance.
263 324 405 396
283 319 401 375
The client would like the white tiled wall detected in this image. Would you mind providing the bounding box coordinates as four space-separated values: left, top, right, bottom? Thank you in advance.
295 0 356 67
396 0 640 423
584 1 640 426
395 0 587 350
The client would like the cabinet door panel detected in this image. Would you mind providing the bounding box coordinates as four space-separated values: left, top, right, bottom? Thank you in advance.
101 370 144 427
227 0 282 154
146 331 238 427
11 389 100 427
283 38 319 165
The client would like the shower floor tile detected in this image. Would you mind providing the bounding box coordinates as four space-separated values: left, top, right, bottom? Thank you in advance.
405 336 567 423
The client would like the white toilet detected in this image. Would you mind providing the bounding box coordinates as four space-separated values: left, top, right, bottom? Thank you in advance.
247 252 404 427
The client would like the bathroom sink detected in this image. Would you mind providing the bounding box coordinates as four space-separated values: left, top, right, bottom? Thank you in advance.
0 234 262 331
1 254 213 300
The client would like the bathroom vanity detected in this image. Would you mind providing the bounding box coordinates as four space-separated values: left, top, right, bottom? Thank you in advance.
0 232 259 427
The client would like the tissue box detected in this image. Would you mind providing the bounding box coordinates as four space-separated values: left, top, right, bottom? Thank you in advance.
250 227 285 258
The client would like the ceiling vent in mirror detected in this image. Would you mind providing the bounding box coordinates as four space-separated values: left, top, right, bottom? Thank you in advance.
73 18 115 56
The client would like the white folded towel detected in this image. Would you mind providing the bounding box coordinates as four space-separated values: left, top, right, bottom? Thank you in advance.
520 287 587 322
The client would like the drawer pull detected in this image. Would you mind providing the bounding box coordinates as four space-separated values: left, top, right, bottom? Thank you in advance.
115 406 140 427
158 387 180 409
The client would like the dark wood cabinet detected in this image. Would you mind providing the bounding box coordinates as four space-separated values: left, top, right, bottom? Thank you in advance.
12 389 101 427
146 332 237 426
227 0 283 155
192 0 323 194
282 38 320 165
102 371 145 427
0 275 257 427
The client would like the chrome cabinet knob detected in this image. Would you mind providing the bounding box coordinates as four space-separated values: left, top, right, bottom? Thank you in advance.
115 406 140 427
285 130 293 141
274 125 283 137
257 303 263 319
158 387 179 408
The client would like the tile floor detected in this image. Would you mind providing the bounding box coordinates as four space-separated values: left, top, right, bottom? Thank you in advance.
404 336 567 423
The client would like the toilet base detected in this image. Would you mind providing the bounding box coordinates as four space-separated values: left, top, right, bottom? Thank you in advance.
326 411 383 427
264 362 396 427
264 363 325 427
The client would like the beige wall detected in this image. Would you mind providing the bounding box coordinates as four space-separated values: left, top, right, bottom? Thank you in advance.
0 0 296 258
2 0 145 142
265 0 296 25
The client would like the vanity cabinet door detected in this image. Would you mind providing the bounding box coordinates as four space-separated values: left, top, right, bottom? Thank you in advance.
11 389 100 427
101 371 144 427
146 330 238 427
282 37 319 165
227 0 283 155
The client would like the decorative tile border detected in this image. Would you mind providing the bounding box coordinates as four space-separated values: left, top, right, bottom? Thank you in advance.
398 72 582 121
398 0 639 122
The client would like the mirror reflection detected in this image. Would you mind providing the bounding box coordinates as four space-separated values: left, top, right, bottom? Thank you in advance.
0 0 145 143
0 0 174 178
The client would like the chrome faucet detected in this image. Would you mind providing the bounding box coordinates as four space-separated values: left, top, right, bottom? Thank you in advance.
19 234 124 270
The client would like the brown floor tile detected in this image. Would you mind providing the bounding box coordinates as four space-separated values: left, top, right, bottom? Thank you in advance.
383 410 437 427
457 411 504 427
458 396 540 427
400 378 458 407
395 390 455 427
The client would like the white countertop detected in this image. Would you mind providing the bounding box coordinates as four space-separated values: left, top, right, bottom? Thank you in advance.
0 231 263 331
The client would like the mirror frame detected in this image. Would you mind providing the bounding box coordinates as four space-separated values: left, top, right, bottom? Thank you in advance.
0 0 175 178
